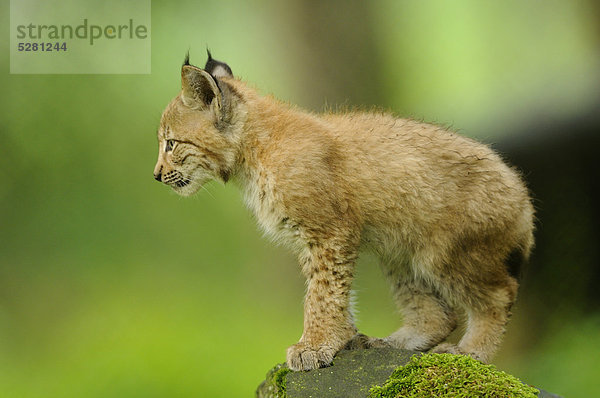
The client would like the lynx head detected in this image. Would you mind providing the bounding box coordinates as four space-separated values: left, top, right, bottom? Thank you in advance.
154 51 241 196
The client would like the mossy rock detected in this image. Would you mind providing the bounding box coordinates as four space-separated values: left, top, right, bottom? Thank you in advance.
369 353 539 398
256 348 562 398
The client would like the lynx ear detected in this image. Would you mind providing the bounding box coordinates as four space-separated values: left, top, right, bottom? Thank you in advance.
204 50 233 78
181 63 222 112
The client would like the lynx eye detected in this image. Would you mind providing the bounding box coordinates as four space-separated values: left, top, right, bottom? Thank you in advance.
165 139 175 152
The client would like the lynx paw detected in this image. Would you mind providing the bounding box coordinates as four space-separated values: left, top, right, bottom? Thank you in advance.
286 342 336 371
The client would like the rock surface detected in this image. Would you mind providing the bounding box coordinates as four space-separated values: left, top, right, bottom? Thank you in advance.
255 348 562 398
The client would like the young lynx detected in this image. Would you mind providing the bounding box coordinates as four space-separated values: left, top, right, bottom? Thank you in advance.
153 52 534 371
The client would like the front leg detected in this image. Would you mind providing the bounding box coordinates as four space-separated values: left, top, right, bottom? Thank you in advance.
286 245 358 371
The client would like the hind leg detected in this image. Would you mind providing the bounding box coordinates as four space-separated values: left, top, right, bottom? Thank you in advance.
386 277 458 351
432 277 518 363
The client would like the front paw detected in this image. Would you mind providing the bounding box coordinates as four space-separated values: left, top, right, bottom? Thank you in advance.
286 342 337 371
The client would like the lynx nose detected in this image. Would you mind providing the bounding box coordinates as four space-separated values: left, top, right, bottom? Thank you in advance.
153 164 163 182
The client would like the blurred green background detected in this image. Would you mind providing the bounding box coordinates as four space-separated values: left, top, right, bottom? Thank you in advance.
1 0 599 397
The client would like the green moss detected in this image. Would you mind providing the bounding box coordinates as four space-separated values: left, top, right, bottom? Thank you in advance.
369 354 539 398
273 366 291 397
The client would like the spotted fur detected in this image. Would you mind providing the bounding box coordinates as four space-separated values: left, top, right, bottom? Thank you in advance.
153 53 535 371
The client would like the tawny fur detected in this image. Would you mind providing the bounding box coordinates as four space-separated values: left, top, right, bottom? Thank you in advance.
154 55 534 371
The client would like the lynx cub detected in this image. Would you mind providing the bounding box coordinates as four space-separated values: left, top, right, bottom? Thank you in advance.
153 52 534 371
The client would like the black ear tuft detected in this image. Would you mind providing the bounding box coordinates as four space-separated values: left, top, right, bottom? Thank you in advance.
183 51 190 67
204 49 233 78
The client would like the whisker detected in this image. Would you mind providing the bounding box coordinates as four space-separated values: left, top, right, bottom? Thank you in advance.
200 184 216 199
